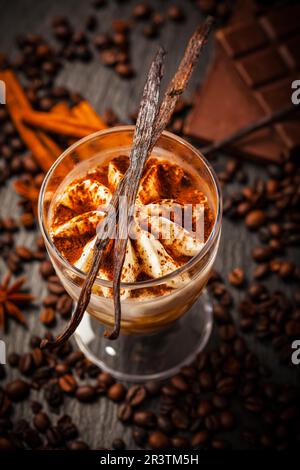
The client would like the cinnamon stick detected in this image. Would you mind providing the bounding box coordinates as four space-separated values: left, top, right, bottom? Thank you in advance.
1 70 63 172
21 108 104 138
72 100 106 128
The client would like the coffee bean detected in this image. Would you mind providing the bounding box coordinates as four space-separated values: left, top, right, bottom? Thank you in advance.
56 294 73 318
102 108 119 126
167 6 185 22
47 281 65 295
244 396 264 413
216 377 236 395
31 348 44 367
157 415 174 435
213 304 231 323
112 32 128 48
6 379 29 401
285 320 300 337
94 33 111 50
191 430 209 447
15 245 33 261
0 437 15 450
20 212 35 229
143 23 159 38
8 352 20 368
133 411 156 429
245 210 265 229
197 399 213 417
205 414 220 432
68 440 90 450
46 426 64 447
170 374 188 392
145 381 161 396
100 49 119 66
107 383 126 402
224 356 241 376
212 438 230 449
161 384 179 396
219 410 235 430
212 394 229 410
75 386 96 403
199 371 214 390
171 436 190 449
132 3 152 20
23 427 42 449
171 408 189 430
112 19 131 34
278 261 294 279
117 403 132 422
43 294 59 308
28 334 40 350
44 382 63 408
252 246 273 262
57 415 78 440
97 372 114 388
132 428 147 446
33 412 50 432
40 308 56 326
228 267 245 287
115 63 134 78
148 431 170 449
58 374 77 394
54 364 67 379
65 351 84 366
31 400 42 414
126 385 146 407
112 438 125 450
19 353 34 375
219 324 236 342
253 263 270 279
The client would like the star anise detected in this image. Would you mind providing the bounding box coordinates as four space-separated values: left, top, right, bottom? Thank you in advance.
0 272 35 330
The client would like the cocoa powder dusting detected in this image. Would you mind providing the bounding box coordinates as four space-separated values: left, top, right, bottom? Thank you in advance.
50 154 215 277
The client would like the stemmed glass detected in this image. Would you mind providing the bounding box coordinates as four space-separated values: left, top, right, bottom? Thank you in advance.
38 126 222 382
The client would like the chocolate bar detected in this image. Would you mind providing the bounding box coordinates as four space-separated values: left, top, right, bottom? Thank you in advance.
185 2 300 164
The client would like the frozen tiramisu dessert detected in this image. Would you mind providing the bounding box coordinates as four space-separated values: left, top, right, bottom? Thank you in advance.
47 149 218 334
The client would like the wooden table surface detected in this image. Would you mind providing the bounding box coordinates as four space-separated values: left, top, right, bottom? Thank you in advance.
0 0 299 450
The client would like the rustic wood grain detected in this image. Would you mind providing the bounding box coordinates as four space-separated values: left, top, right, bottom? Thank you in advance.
0 0 299 450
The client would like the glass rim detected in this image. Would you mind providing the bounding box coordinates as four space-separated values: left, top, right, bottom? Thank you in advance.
38 125 222 289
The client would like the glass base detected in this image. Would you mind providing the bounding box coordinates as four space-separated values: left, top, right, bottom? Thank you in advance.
74 290 213 382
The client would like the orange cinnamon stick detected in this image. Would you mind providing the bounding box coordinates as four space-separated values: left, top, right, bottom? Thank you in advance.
21 108 105 138
72 100 106 128
0 70 63 172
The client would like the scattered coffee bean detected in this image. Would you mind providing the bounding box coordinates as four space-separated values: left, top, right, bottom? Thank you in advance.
58 374 77 394
228 267 245 287
6 380 29 402
107 383 126 402
148 431 170 449
133 411 156 429
33 412 50 432
75 385 96 403
126 385 147 407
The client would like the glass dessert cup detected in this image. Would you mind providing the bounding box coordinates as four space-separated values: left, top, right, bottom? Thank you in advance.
39 126 222 382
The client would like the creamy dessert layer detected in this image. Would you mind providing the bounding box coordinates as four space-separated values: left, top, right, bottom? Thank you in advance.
50 155 215 297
